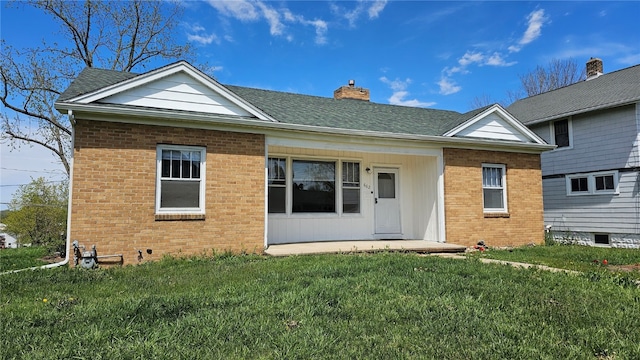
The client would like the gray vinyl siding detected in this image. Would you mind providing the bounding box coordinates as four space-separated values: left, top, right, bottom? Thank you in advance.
542 171 640 234
530 104 638 177
530 103 640 237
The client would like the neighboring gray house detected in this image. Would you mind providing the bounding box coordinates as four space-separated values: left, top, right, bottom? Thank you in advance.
508 58 640 248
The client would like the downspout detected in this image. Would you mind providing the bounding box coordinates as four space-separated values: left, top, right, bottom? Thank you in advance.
1 110 75 275
264 140 269 250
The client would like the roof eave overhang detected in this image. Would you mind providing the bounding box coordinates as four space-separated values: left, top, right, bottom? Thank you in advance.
523 98 640 126
55 102 555 154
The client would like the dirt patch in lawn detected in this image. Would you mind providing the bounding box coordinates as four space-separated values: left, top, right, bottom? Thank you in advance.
608 264 640 273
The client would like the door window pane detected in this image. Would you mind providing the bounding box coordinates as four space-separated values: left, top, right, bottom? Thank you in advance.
378 173 395 199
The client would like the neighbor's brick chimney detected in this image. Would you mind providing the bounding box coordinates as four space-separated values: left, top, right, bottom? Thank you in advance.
333 80 370 101
586 57 603 80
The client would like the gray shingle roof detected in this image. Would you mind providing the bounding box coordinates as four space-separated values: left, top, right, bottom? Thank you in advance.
507 64 640 125
57 66 484 136
58 68 138 101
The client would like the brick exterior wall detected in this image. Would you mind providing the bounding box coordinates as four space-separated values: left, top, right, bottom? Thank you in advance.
71 119 265 265
443 148 544 247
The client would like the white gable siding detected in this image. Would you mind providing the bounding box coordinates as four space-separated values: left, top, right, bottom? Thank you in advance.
455 113 530 142
100 72 253 117
532 105 638 176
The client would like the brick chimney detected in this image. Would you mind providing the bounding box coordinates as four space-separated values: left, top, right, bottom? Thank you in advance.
586 57 603 80
333 80 370 101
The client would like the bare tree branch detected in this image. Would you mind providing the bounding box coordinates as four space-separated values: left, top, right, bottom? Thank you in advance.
519 58 585 96
1 0 192 176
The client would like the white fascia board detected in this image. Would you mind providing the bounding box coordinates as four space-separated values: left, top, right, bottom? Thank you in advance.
444 104 547 145
55 102 556 154
66 61 277 122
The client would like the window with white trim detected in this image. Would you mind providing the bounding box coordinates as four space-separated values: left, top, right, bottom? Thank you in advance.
566 171 618 196
156 145 206 213
482 164 507 212
267 157 360 215
268 157 286 213
342 162 360 213
550 118 572 149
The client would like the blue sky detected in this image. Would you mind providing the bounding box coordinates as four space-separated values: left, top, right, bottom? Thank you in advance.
1 1 639 209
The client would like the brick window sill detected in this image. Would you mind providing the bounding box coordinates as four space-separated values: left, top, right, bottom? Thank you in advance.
484 212 510 218
155 213 206 221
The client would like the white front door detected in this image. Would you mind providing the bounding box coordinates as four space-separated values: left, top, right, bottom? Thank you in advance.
374 168 401 236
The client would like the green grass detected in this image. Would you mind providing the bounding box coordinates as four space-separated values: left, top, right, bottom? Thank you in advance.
0 247 49 272
469 244 640 279
1 252 639 359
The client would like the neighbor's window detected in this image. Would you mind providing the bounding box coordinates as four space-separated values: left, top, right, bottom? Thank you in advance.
595 174 615 191
570 177 589 193
594 234 610 245
156 145 206 213
567 171 618 196
268 157 286 213
342 162 360 213
292 160 335 213
552 119 571 148
482 164 507 212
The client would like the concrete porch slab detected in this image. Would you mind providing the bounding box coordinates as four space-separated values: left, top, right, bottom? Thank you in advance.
264 240 466 257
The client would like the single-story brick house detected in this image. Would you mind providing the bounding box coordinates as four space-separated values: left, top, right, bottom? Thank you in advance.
55 61 553 265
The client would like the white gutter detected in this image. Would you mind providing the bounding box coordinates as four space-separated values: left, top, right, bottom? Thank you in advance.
54 102 556 153
0 110 75 275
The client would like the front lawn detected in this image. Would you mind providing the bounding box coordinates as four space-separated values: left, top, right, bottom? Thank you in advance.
0 246 49 272
1 252 639 359
469 244 640 279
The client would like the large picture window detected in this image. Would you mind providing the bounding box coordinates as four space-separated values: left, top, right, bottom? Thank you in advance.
482 164 507 213
292 160 336 213
156 145 205 213
268 157 361 215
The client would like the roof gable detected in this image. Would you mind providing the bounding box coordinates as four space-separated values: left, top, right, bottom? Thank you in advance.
62 61 275 121
444 104 546 144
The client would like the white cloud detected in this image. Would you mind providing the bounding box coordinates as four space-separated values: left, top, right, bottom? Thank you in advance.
210 1 330 45
520 9 547 45
368 0 388 19
332 0 387 27
256 2 284 35
458 51 484 67
309 19 328 45
187 33 219 45
437 76 461 95
207 0 259 21
619 53 640 65
485 52 517 67
380 77 435 107
510 9 548 52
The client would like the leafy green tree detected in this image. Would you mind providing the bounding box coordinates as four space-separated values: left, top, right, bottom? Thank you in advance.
3 177 68 252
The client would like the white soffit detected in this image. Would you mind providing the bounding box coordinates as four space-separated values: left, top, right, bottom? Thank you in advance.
444 105 546 144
